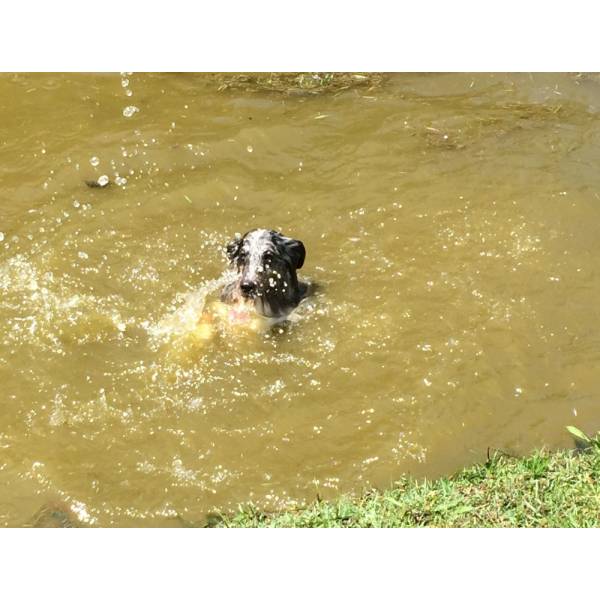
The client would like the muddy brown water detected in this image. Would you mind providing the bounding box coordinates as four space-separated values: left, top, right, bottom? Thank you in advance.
2 73 600 526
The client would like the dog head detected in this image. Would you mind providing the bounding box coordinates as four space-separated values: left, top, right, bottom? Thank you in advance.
225 229 306 318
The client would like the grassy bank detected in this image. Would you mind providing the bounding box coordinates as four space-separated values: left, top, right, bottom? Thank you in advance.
211 72 386 95
218 441 600 527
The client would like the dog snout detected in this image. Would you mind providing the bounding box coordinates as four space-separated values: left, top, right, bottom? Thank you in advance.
240 280 257 297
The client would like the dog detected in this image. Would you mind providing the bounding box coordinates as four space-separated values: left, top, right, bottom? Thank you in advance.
220 229 309 321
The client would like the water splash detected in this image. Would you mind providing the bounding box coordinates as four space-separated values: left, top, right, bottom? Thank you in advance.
150 270 237 340
123 106 139 118
0 254 129 353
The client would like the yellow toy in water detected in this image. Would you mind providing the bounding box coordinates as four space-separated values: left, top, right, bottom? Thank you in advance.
193 300 264 342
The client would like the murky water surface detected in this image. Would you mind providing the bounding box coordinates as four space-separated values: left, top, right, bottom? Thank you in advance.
2 73 600 526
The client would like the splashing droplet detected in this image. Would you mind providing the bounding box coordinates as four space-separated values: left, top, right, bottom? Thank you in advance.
97 175 110 187
123 105 139 118
89 156 100 167
115 176 128 187
246 145 253 153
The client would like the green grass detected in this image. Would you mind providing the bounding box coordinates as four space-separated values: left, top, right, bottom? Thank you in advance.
211 72 386 95
215 442 600 527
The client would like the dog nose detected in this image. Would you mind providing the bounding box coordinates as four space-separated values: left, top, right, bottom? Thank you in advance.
240 280 257 296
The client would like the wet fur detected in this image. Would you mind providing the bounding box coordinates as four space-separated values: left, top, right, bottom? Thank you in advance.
220 229 309 319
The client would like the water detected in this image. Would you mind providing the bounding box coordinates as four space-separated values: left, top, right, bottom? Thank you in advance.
2 72 600 526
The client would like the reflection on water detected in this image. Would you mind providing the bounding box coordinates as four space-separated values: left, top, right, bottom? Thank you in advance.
2 73 600 525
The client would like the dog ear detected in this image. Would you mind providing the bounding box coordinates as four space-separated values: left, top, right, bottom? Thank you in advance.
280 235 305 270
226 233 243 261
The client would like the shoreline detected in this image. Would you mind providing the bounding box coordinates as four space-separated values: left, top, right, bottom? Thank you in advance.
216 440 600 527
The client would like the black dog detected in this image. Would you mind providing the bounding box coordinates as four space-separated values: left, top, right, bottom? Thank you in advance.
220 229 309 319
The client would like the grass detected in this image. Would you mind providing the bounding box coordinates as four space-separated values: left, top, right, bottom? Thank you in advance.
211 72 386 95
214 440 600 527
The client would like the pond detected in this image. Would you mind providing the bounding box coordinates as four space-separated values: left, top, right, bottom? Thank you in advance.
1 72 600 526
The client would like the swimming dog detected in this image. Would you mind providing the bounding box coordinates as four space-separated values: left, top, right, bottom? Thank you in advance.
220 229 309 321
